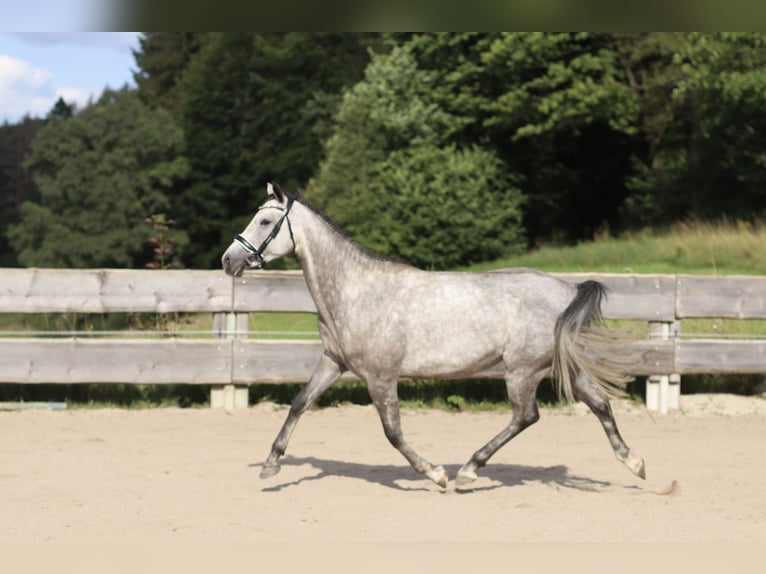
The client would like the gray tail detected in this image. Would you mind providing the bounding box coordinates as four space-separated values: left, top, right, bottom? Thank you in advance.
552 280 636 403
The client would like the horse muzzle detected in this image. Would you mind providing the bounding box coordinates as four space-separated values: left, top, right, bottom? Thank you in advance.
245 253 266 271
222 252 266 277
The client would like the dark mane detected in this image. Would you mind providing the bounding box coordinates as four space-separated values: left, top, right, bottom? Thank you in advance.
291 193 412 267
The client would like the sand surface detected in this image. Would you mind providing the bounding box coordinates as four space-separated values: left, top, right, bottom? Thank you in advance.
1 393 765 543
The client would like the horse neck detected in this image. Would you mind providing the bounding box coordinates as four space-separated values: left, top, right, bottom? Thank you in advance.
292 203 390 318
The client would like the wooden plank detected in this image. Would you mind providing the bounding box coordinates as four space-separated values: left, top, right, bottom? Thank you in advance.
473 340 673 377
0 269 233 313
676 275 766 319
676 339 766 374
555 273 677 321
3 268 766 320
232 270 316 313
232 339 357 383
231 270 680 317
0 338 232 384
231 338 674 383
626 339 676 376
6 336 754 384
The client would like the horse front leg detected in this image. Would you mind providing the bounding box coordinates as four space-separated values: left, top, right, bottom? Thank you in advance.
367 379 448 488
260 352 343 479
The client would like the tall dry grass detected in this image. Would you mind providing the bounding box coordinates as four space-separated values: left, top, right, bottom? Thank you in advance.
467 219 766 275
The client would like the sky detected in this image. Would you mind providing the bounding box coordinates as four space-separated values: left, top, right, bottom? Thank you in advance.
0 31 142 125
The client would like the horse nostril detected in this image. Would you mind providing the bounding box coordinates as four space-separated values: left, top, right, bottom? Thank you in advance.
223 256 231 267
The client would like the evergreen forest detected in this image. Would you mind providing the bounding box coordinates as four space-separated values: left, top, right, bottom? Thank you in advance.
2 32 766 271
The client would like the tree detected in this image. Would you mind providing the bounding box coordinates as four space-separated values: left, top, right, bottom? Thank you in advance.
47 97 76 120
624 33 766 224
132 32 209 115
175 33 376 268
402 33 643 245
0 116 44 266
309 46 525 269
8 88 188 268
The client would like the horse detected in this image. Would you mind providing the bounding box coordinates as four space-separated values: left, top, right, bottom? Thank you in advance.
221 182 646 488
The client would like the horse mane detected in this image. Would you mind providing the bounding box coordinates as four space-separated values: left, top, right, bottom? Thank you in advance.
291 192 413 268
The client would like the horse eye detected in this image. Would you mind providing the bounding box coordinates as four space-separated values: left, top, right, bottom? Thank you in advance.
260 219 272 226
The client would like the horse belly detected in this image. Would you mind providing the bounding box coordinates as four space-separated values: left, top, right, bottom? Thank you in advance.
398 321 505 379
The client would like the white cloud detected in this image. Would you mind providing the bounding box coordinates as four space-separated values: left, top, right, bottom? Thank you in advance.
0 53 52 88
55 86 93 109
0 31 139 123
0 54 90 122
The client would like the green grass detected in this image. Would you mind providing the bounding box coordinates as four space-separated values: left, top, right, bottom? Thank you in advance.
0 311 320 339
247 312 319 338
462 219 766 275
680 318 766 339
0 383 211 408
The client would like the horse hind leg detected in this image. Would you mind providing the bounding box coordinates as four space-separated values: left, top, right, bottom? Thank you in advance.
573 371 646 479
456 367 545 487
368 379 448 488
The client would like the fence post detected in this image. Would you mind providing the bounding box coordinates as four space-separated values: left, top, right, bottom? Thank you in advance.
211 312 249 409
646 320 681 414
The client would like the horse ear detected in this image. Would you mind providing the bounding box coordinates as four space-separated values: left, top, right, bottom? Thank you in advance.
267 181 286 202
295 188 305 200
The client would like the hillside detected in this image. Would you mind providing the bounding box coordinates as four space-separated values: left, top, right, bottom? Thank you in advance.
462 220 766 276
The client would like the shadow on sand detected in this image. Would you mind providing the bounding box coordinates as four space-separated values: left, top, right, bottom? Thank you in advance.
252 456 634 494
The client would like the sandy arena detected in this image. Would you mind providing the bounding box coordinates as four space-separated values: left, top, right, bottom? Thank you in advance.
1 393 765 543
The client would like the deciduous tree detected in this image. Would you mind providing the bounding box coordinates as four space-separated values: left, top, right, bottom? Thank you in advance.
309 46 524 268
8 89 188 268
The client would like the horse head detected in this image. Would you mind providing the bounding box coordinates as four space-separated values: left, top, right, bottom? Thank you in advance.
221 182 296 276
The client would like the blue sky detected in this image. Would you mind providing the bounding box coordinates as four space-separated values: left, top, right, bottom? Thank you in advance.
0 31 141 124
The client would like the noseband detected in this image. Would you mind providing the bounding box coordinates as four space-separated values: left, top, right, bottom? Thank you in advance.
234 195 295 269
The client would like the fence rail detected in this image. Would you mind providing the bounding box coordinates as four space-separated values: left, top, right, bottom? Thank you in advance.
1 268 765 411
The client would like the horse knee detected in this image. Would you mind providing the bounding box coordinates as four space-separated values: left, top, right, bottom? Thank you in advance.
507 395 539 432
521 407 540 429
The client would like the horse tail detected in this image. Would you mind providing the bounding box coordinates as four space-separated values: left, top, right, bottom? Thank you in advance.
552 280 635 403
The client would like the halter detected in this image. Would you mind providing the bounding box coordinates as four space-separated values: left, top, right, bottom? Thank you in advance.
234 194 295 269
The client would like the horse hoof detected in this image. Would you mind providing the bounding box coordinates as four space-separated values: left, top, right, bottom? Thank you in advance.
631 457 647 480
426 465 448 488
618 450 646 480
260 463 281 479
455 468 478 487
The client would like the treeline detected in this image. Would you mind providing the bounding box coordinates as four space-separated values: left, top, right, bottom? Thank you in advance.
2 32 765 271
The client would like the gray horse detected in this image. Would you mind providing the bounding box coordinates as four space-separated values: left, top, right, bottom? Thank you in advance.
222 183 645 488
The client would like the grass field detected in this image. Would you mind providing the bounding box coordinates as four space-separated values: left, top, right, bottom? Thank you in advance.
463 219 766 276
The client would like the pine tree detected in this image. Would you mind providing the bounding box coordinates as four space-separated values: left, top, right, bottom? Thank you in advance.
176 33 375 267
133 32 209 115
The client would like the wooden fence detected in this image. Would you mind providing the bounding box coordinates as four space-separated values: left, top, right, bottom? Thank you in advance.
1 268 765 412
